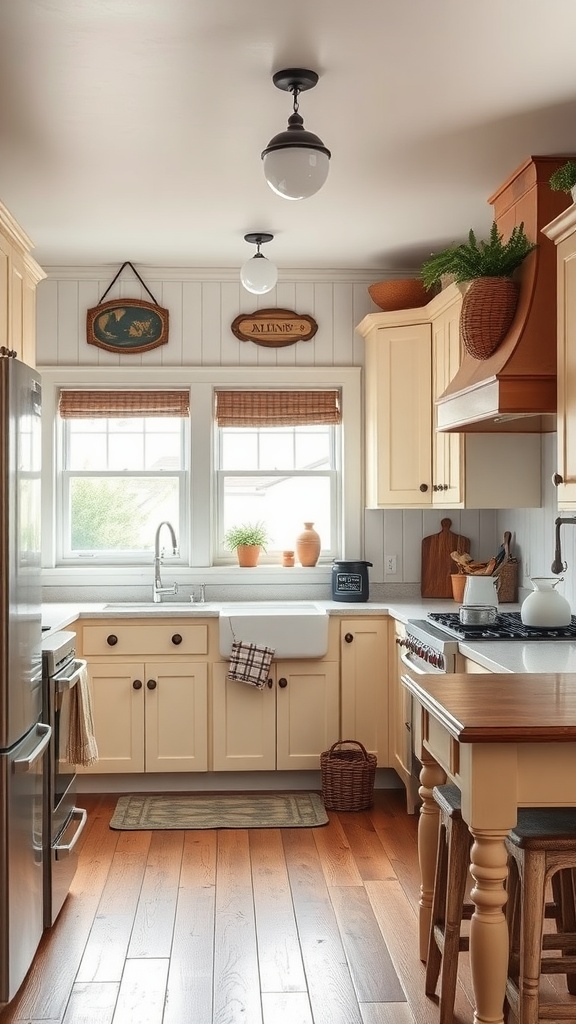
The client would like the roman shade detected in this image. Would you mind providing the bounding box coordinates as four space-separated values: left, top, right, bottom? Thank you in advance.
214 389 341 427
58 390 190 418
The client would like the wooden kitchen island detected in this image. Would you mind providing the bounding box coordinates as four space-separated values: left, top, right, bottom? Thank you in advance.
402 671 576 1024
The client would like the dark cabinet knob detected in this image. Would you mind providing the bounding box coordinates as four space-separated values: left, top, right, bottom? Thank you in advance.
147 678 157 690
171 633 183 645
405 721 411 732
553 472 564 487
433 484 439 492
278 677 288 688
419 483 428 492
106 634 118 646
133 679 142 690
344 632 354 643
267 678 273 688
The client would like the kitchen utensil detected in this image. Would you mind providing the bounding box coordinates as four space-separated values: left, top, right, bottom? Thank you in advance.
421 519 471 599
459 605 497 626
520 577 572 628
463 575 499 607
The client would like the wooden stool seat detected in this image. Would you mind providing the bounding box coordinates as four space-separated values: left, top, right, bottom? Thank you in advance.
505 807 576 1024
425 783 474 1024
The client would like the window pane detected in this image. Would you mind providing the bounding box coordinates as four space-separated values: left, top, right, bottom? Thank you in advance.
108 434 144 470
223 475 331 551
295 429 330 469
145 433 181 469
69 477 179 552
68 432 107 470
221 430 258 469
259 431 294 469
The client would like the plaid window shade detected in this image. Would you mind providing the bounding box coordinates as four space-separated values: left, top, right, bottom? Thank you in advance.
214 390 341 427
58 390 190 418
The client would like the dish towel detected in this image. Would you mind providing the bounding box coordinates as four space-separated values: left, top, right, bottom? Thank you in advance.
66 663 99 767
227 640 275 689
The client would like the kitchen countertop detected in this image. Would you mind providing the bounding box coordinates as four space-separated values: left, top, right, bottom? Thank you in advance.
41 598 576 675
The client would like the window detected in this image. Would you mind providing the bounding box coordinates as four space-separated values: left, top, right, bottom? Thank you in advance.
57 390 189 563
214 390 341 562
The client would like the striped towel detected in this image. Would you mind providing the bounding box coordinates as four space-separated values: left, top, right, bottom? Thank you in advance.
66 663 99 767
227 640 275 689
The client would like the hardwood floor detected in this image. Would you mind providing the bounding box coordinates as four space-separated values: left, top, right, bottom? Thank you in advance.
0 789 479 1024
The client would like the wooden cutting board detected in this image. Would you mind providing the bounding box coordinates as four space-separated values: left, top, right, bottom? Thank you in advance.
421 518 471 598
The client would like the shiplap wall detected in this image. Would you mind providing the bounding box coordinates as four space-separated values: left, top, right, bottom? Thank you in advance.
37 268 502 588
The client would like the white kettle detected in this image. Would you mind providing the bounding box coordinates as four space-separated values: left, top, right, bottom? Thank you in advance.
462 575 499 607
520 577 572 628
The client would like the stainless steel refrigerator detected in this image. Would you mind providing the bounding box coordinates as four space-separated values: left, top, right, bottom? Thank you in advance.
0 355 49 1007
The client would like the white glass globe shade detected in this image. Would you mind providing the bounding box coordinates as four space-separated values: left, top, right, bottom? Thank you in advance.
240 254 278 295
263 147 330 200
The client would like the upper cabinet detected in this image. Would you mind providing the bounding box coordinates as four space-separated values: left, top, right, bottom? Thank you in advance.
0 201 45 367
543 204 576 509
357 285 542 509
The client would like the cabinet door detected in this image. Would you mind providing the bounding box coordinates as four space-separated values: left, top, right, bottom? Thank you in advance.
212 662 276 771
340 619 389 765
556 239 576 507
432 300 464 505
364 324 432 507
145 662 208 772
81 661 145 773
388 622 419 813
275 661 339 771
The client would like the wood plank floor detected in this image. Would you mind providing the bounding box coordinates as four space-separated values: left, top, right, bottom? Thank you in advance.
0 786 541 1024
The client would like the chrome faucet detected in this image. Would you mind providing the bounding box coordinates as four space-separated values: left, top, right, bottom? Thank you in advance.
551 516 576 574
153 521 179 602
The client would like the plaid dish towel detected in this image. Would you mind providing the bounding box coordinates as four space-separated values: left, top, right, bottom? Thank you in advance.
227 640 275 689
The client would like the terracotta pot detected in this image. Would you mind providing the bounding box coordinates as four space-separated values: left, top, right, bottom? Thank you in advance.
295 522 321 567
450 573 467 604
236 544 261 567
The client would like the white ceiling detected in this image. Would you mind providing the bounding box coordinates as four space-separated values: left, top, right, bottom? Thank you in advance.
2 0 576 275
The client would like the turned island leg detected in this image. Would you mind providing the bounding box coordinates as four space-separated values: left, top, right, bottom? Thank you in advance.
417 750 447 961
468 828 510 1024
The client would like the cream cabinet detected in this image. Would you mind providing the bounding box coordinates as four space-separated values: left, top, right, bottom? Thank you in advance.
357 286 542 509
340 617 389 766
212 660 339 771
543 204 576 508
455 653 493 673
77 620 212 773
0 202 45 367
389 620 420 813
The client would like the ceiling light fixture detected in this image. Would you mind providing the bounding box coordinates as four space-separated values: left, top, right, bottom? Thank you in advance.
261 68 330 201
240 233 278 294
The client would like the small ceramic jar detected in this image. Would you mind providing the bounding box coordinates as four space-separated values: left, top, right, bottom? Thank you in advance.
282 550 295 567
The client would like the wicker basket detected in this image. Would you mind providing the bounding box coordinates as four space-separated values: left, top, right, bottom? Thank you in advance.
320 739 377 811
460 276 519 360
496 559 518 604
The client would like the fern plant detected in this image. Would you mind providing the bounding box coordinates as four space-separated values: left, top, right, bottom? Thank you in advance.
421 222 537 292
549 160 576 194
223 521 268 551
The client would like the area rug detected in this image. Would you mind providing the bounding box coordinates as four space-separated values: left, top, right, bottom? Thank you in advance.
109 792 328 830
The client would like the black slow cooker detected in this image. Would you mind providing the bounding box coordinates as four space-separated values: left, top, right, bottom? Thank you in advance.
331 560 373 603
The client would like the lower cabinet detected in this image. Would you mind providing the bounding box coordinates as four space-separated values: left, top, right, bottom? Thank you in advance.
82 660 208 773
340 617 389 765
455 654 493 673
212 661 339 771
389 619 420 813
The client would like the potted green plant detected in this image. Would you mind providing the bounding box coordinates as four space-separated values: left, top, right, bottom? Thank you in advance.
549 160 576 201
224 521 269 567
420 222 537 359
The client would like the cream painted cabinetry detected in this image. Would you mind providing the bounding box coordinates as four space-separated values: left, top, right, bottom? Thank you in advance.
357 287 542 509
543 205 576 508
77 620 211 773
455 653 493 673
340 617 389 766
212 660 339 771
0 202 45 367
389 620 419 812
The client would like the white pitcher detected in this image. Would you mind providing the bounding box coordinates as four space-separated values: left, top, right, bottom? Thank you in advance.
462 575 499 607
520 577 572 628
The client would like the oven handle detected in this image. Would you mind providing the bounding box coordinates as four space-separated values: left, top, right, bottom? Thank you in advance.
54 658 88 692
54 807 88 860
399 649 431 675
13 723 52 772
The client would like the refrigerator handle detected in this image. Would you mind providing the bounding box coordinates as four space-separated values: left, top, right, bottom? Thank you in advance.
54 807 88 859
55 658 88 691
13 723 52 773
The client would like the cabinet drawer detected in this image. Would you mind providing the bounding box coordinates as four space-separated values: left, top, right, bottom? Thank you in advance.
82 623 209 657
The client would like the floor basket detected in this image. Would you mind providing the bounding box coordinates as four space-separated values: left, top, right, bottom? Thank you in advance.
320 739 377 811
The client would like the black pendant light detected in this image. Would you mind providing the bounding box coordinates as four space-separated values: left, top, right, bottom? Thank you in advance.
261 69 331 201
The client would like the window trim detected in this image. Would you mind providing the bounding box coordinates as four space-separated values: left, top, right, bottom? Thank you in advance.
39 365 363 584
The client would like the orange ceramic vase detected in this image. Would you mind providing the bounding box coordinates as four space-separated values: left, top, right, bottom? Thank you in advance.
295 522 321 567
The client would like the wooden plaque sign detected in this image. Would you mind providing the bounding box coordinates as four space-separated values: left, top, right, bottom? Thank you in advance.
87 298 169 355
231 308 318 348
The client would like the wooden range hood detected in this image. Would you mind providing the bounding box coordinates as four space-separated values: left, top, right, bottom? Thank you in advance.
436 156 573 433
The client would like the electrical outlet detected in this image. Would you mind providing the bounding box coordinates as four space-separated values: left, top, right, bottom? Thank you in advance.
386 555 397 574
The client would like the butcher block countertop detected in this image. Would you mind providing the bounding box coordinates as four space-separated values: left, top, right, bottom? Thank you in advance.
403 673 576 742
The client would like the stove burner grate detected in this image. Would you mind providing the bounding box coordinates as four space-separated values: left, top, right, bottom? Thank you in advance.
427 611 576 641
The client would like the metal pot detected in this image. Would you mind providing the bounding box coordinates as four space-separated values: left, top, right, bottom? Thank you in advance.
459 604 497 627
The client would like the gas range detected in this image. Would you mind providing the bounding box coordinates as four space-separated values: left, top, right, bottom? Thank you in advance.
426 611 576 642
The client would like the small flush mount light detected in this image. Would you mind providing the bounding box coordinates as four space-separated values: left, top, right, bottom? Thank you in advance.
262 68 331 201
240 233 278 295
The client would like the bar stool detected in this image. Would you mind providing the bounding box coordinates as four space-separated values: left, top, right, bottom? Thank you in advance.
505 808 576 1024
425 783 474 1024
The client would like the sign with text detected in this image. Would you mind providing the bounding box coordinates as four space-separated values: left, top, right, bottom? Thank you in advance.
231 308 318 348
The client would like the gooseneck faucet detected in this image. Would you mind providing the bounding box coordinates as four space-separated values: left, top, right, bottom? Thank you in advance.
153 521 179 602
551 516 576 574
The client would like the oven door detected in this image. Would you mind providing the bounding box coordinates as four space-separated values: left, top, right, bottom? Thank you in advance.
51 658 87 836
